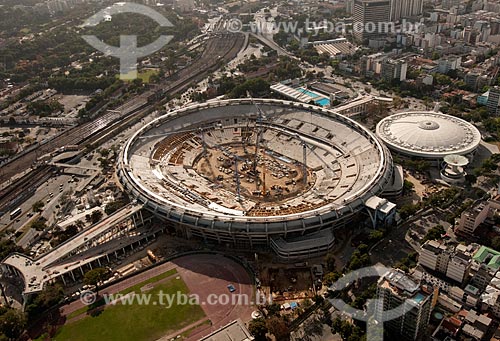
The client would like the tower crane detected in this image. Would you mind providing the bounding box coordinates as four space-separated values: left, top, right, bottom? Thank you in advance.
294 134 339 185
247 91 268 190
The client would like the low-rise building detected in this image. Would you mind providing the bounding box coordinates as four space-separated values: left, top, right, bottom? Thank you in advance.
457 203 490 237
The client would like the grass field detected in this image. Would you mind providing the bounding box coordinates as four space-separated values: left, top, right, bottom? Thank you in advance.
66 268 179 320
55 270 205 341
118 69 159 83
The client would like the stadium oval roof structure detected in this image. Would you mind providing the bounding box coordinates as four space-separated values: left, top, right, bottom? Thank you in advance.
376 111 481 158
118 98 395 245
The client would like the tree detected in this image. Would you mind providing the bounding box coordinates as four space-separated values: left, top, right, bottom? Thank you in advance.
248 318 268 341
53 224 79 245
366 101 388 117
25 284 64 321
32 200 44 212
323 271 341 286
399 203 419 219
331 317 365 341
302 298 313 309
266 316 289 340
99 148 110 158
0 308 26 340
105 200 126 215
403 180 415 194
423 97 432 110
87 210 103 224
465 174 477 185
392 96 403 109
0 240 23 260
421 225 446 244
29 219 47 231
492 236 500 252
83 268 109 295
325 252 336 271
368 230 384 242
266 302 282 316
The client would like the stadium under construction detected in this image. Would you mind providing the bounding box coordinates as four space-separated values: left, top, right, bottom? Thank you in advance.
119 99 403 259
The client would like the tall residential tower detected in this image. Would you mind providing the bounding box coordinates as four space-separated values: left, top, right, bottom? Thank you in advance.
376 269 434 340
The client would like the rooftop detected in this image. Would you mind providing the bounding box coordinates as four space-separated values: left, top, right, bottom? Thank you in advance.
199 319 254 341
473 246 500 270
379 268 421 298
376 111 481 158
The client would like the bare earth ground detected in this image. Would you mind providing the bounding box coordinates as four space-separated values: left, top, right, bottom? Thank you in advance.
172 254 255 340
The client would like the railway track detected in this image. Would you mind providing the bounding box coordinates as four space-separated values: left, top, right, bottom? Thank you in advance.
0 166 53 215
0 33 245 214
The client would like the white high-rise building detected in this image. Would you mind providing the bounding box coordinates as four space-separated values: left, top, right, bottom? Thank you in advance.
376 269 434 341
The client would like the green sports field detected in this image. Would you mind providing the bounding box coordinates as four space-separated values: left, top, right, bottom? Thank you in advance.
54 271 206 341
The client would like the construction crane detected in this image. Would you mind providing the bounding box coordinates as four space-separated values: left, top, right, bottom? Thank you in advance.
247 91 267 190
198 127 207 156
210 144 247 204
294 134 339 185
233 155 243 203
261 149 267 197
301 140 307 185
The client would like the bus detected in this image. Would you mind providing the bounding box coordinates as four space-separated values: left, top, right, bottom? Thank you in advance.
147 249 157 263
10 208 22 220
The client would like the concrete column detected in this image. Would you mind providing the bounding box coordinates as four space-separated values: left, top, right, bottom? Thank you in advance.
79 267 84 276
61 275 67 286
70 271 76 281
106 254 110 262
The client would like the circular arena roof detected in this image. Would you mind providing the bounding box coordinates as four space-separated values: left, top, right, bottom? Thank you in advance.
376 111 481 158
118 99 393 239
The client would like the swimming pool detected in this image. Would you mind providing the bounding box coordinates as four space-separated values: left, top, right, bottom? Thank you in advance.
297 87 320 98
296 87 330 107
412 292 426 304
315 98 330 107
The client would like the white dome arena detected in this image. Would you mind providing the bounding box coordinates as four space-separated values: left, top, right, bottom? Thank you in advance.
376 111 481 159
118 99 395 252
